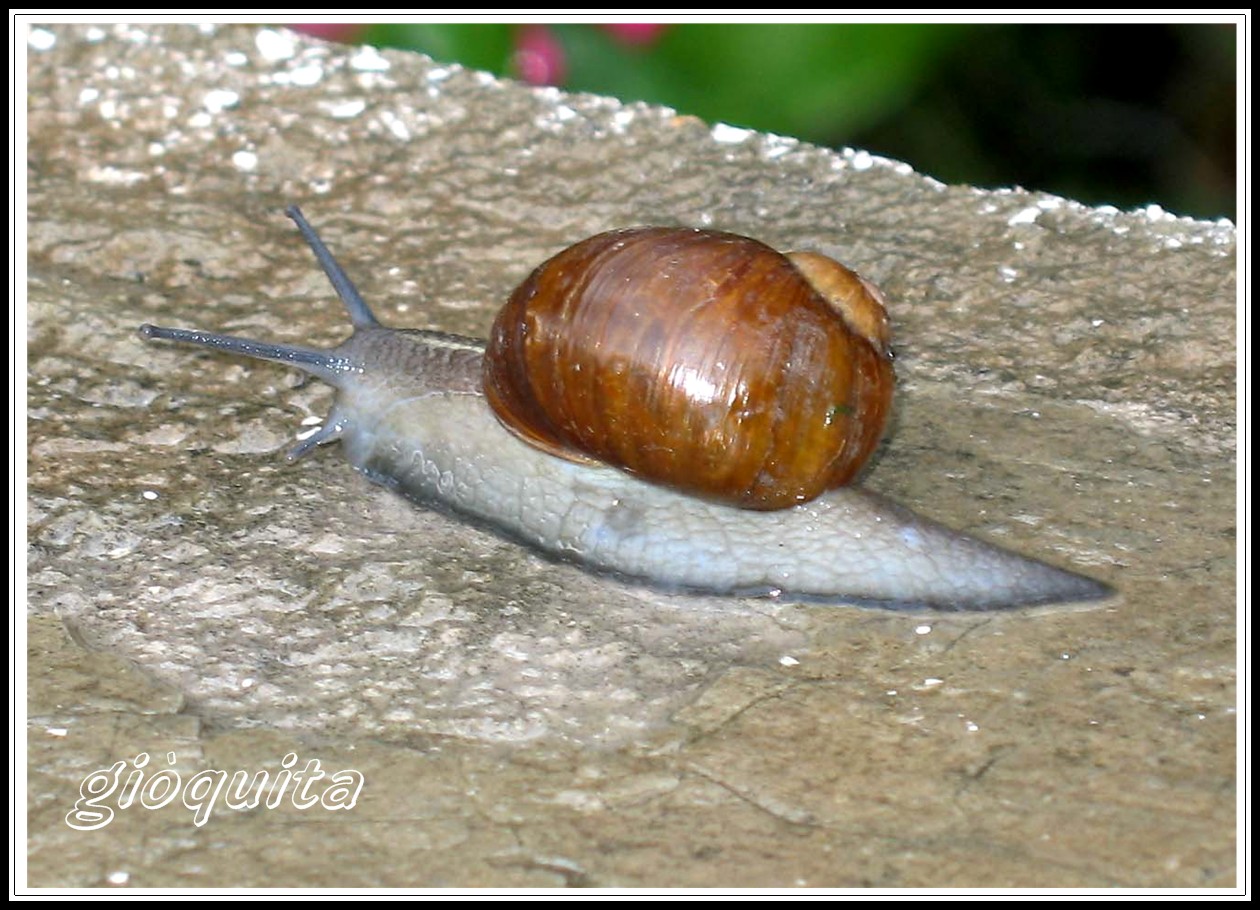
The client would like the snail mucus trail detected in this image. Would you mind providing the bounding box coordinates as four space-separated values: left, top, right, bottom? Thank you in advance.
138 206 1112 611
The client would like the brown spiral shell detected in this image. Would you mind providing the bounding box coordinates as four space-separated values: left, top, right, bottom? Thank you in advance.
482 227 895 510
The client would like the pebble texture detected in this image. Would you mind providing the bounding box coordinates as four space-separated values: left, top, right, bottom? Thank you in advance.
26 24 1235 888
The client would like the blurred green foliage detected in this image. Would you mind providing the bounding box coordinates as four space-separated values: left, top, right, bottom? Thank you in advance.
310 22 1235 220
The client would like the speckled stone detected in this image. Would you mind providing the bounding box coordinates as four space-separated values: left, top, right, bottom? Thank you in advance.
26 24 1235 888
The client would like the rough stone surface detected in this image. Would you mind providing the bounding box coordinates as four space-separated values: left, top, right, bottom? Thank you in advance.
26 24 1235 888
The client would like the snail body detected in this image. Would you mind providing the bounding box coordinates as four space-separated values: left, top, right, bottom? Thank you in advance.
138 207 1111 611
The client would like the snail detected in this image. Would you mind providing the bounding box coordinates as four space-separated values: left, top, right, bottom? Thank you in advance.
138 206 1112 611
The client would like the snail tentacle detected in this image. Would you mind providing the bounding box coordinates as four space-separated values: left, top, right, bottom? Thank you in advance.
284 205 380 330
137 323 357 387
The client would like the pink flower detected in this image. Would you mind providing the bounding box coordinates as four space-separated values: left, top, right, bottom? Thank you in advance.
602 24 667 47
514 25 567 86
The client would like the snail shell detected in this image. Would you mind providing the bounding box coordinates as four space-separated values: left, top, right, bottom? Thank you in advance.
137 207 1112 611
483 227 894 510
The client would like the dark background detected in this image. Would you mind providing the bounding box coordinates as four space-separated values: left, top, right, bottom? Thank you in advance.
298 22 1238 221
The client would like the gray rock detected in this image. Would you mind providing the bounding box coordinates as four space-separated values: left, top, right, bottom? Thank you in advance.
26 24 1234 888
